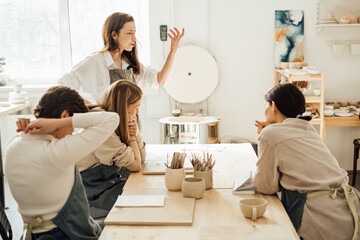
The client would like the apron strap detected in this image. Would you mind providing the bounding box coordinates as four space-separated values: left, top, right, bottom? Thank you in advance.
20 217 54 240
307 183 359 240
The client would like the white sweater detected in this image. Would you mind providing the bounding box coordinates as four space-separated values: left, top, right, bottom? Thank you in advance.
5 112 119 232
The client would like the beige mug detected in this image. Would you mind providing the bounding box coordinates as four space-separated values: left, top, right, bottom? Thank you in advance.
239 198 268 221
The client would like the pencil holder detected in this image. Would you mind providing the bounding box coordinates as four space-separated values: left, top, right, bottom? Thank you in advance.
193 170 213 190
165 168 185 191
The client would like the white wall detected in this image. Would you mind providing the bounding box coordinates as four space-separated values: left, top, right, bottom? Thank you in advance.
146 0 360 170
1 0 360 171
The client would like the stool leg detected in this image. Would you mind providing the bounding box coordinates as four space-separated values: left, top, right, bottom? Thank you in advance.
353 145 359 187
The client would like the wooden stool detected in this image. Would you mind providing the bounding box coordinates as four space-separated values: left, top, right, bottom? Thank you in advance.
352 138 360 187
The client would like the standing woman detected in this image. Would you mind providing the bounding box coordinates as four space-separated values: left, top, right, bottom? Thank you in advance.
59 12 184 103
254 83 360 240
77 80 145 218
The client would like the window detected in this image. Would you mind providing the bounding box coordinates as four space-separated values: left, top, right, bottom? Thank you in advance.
0 0 149 84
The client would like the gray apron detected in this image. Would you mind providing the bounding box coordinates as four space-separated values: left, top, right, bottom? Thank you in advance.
51 167 101 239
81 164 129 218
26 167 101 240
109 68 135 84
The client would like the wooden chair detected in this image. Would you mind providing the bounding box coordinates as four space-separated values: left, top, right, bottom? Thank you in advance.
352 138 360 187
0 202 12 240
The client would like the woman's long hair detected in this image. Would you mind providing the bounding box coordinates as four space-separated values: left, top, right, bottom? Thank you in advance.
265 83 311 121
101 80 142 143
100 12 140 75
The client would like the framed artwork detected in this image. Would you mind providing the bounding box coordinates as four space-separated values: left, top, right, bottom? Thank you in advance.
275 10 304 68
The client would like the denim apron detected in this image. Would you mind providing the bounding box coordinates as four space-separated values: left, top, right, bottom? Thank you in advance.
80 164 129 218
23 167 101 240
280 185 307 232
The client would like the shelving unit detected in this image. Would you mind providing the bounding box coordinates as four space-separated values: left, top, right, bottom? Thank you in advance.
274 70 325 141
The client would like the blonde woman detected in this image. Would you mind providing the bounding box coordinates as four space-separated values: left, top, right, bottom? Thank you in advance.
59 12 184 103
77 80 145 218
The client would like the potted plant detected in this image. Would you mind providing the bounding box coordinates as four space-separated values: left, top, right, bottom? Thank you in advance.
164 152 186 191
190 152 215 190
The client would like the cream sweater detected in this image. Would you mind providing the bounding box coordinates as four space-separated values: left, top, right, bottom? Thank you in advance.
5 112 119 232
254 118 360 240
77 108 146 172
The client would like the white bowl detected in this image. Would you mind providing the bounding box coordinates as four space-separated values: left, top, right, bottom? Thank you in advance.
312 89 321 96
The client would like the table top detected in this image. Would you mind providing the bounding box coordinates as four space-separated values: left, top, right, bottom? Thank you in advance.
0 102 30 117
100 143 299 240
124 144 258 190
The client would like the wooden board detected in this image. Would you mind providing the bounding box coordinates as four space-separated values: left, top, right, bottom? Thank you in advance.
105 188 195 226
100 189 299 240
142 162 193 175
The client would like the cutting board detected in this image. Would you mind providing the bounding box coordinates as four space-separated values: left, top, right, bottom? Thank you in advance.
142 162 193 175
105 188 195 226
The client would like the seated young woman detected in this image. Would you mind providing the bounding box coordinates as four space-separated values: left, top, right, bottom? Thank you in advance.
254 83 360 240
5 86 119 240
76 80 145 219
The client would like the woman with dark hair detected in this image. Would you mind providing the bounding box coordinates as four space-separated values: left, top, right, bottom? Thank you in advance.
59 12 184 103
254 83 360 240
5 86 119 240
77 80 145 218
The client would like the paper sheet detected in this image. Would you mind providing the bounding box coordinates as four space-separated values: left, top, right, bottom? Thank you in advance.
115 195 165 207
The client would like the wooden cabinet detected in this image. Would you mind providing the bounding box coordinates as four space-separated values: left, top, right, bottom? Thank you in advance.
274 70 325 141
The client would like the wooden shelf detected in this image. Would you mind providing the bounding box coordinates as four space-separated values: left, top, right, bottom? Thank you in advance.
305 96 321 103
315 24 360 34
274 70 325 141
275 70 323 81
311 118 321 125
325 115 360 127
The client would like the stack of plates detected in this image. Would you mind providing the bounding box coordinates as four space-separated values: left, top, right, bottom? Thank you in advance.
9 91 28 104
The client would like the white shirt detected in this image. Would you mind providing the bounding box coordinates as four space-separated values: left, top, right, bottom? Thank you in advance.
5 112 119 232
58 51 159 103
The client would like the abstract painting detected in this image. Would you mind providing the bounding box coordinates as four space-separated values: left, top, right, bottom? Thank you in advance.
275 10 304 68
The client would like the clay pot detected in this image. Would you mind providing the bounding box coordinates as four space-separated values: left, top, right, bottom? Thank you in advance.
182 177 205 199
193 170 213 190
165 168 185 191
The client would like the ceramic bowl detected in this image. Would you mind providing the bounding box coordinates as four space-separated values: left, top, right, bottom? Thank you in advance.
182 177 205 199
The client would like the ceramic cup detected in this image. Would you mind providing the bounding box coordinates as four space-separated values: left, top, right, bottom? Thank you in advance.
182 177 205 199
13 84 22 93
239 198 268 221
165 168 185 191
193 170 213 190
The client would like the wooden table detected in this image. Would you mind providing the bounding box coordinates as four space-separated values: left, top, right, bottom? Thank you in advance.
0 102 30 208
100 144 299 240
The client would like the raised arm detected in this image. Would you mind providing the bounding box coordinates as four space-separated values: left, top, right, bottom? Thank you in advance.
157 27 184 86
26 112 119 169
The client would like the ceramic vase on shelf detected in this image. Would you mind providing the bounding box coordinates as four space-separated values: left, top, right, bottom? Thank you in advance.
193 169 213 190
165 168 185 191
182 177 205 199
